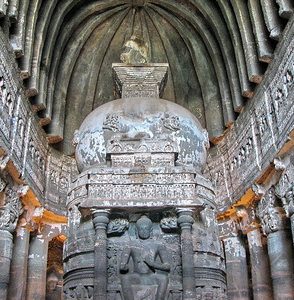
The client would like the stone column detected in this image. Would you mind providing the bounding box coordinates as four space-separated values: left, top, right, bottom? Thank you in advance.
26 222 66 300
177 208 196 300
91 209 110 300
26 232 49 300
8 225 30 300
247 229 273 300
219 218 250 300
0 185 23 300
0 229 13 300
257 189 294 300
236 206 273 300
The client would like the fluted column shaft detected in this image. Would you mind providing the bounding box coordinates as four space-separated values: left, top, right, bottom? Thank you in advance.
247 228 273 300
177 208 196 300
8 226 30 300
92 209 110 300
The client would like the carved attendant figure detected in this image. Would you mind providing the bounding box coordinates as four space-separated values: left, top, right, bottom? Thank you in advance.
120 216 170 300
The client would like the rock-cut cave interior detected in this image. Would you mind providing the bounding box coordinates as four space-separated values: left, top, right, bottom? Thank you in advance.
0 1 294 299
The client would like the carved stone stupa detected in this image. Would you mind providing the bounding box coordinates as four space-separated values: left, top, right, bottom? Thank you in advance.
63 39 227 300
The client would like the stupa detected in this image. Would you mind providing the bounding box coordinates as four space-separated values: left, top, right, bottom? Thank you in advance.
63 37 226 300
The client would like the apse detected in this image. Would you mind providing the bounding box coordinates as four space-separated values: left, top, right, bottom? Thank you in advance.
6 0 287 154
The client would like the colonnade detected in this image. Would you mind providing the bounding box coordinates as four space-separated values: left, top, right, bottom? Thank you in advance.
219 182 294 300
0 177 66 300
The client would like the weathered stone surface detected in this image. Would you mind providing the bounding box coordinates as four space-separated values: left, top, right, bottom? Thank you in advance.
64 62 224 300
0 5 293 300
8 226 30 300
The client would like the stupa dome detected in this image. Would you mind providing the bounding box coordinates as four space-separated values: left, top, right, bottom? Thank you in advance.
74 96 209 172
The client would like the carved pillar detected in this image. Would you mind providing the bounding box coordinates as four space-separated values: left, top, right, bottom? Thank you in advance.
8 225 30 300
0 185 23 300
247 229 273 299
219 218 250 300
91 209 110 300
26 232 49 300
26 222 65 300
257 189 294 300
177 208 196 300
236 206 273 300
0 229 13 300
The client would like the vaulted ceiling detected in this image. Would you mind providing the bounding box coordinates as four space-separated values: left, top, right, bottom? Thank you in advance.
1 0 292 155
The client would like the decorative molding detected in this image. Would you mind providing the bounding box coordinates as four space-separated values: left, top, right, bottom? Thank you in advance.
256 188 288 234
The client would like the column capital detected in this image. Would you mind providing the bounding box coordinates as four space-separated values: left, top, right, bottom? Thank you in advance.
281 183 294 217
0 184 25 233
256 188 288 235
176 208 194 228
91 209 110 232
176 207 195 214
275 153 294 217
91 208 111 215
235 205 260 234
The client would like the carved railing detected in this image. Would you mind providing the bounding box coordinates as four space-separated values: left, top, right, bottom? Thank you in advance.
0 18 293 215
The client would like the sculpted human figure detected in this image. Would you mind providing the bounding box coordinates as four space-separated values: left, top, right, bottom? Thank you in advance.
120 215 170 300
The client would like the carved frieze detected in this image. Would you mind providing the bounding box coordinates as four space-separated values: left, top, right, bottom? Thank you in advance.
160 217 178 230
22 122 48 198
45 150 77 213
106 138 179 156
107 218 129 235
64 285 93 300
69 169 215 209
270 66 294 134
206 25 294 209
112 63 168 98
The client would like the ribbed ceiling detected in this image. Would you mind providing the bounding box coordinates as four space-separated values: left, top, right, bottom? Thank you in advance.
2 0 292 155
